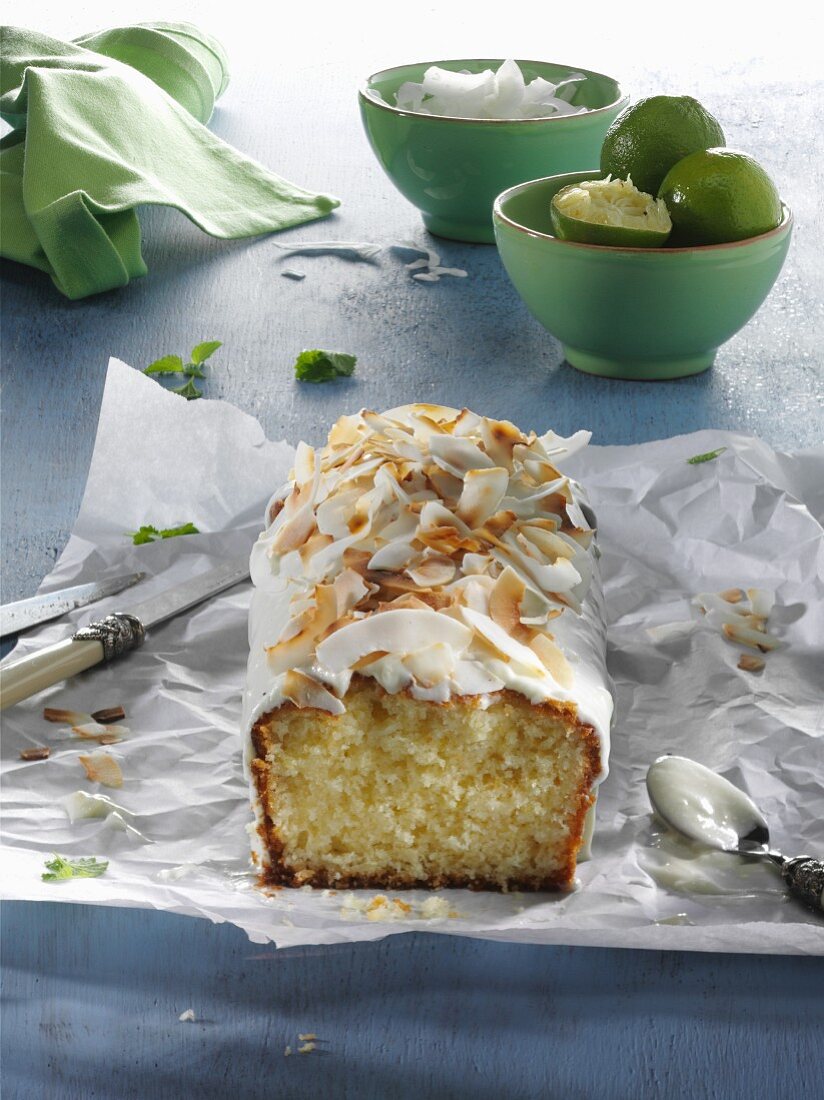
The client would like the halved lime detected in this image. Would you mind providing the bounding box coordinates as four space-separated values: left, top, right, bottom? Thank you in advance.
550 177 672 247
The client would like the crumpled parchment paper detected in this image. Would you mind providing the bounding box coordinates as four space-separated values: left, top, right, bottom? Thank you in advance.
2 360 822 953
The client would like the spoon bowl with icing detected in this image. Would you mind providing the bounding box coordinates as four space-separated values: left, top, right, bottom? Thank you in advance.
646 755 823 913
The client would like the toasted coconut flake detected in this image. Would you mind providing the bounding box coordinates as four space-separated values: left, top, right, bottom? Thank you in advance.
72 721 112 740
530 633 573 688
271 502 316 554
333 568 371 615
266 584 339 674
478 510 518 539
368 541 420 572
461 607 546 678
78 751 123 789
90 706 126 723
20 746 50 761
407 555 456 588
293 441 316 486
479 417 524 467
317 609 472 672
283 670 345 714
537 428 592 460
722 622 779 652
747 588 775 619
720 588 745 604
488 567 525 636
402 642 455 687
44 707 90 725
456 467 509 528
738 653 766 672
429 434 494 478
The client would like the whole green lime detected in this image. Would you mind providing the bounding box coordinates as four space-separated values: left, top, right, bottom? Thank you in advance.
600 95 725 195
658 148 783 245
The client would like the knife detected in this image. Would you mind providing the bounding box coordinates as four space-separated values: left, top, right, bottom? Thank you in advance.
0 572 146 639
0 558 250 710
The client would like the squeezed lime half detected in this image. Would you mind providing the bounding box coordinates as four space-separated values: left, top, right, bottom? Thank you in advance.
550 177 672 247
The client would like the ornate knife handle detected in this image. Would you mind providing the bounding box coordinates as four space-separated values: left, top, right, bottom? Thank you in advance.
781 856 824 913
73 612 145 661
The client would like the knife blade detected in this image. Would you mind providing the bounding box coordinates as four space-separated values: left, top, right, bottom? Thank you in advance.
0 572 146 638
0 558 250 710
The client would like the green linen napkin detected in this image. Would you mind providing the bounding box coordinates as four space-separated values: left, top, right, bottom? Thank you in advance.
0 24 340 299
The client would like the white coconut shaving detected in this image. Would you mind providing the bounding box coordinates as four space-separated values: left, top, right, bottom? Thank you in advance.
393 241 467 282
391 60 587 120
178 1009 196 1023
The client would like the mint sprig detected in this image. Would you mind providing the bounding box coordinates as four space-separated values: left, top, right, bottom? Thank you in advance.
294 349 356 383
42 854 109 882
129 522 200 545
687 447 727 465
144 341 223 400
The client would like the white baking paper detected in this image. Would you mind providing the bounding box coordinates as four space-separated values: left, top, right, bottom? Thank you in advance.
2 359 822 954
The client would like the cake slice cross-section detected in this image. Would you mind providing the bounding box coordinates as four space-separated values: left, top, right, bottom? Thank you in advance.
242 404 613 891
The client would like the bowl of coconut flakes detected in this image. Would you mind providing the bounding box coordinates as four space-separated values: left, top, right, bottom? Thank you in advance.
359 58 627 243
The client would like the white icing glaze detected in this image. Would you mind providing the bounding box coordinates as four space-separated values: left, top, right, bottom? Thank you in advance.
646 755 768 851
242 404 613 783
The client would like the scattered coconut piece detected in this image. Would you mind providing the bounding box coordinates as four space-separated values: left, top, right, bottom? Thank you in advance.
284 1046 293 1057
738 653 765 672
693 586 780 662
20 746 50 761
78 751 123 789
178 1009 196 1023
63 790 130 823
43 707 87 725
645 621 698 645
298 1033 317 1042
90 706 126 723
393 241 468 283
298 1043 316 1055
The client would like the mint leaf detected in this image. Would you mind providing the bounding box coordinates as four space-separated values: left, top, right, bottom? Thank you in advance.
190 340 222 365
130 524 161 545
144 355 185 375
687 447 727 465
129 522 200 545
294 349 357 383
183 365 206 379
42 854 109 882
172 377 202 400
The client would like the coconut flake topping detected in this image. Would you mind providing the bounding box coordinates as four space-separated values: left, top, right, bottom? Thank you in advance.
245 404 612 752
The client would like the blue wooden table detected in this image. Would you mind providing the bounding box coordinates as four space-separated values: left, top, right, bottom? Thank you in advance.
2 6 823 1097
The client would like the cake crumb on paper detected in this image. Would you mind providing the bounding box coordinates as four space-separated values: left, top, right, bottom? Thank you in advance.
340 892 460 922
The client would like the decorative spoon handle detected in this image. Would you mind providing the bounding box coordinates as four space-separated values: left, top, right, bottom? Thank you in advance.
781 856 824 913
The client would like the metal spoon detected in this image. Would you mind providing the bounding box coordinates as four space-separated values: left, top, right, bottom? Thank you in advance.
646 755 823 913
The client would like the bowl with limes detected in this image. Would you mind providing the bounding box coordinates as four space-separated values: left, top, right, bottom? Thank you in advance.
492 95 793 380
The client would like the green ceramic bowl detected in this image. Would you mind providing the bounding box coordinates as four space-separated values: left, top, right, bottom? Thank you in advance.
359 60 627 244
493 171 793 379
